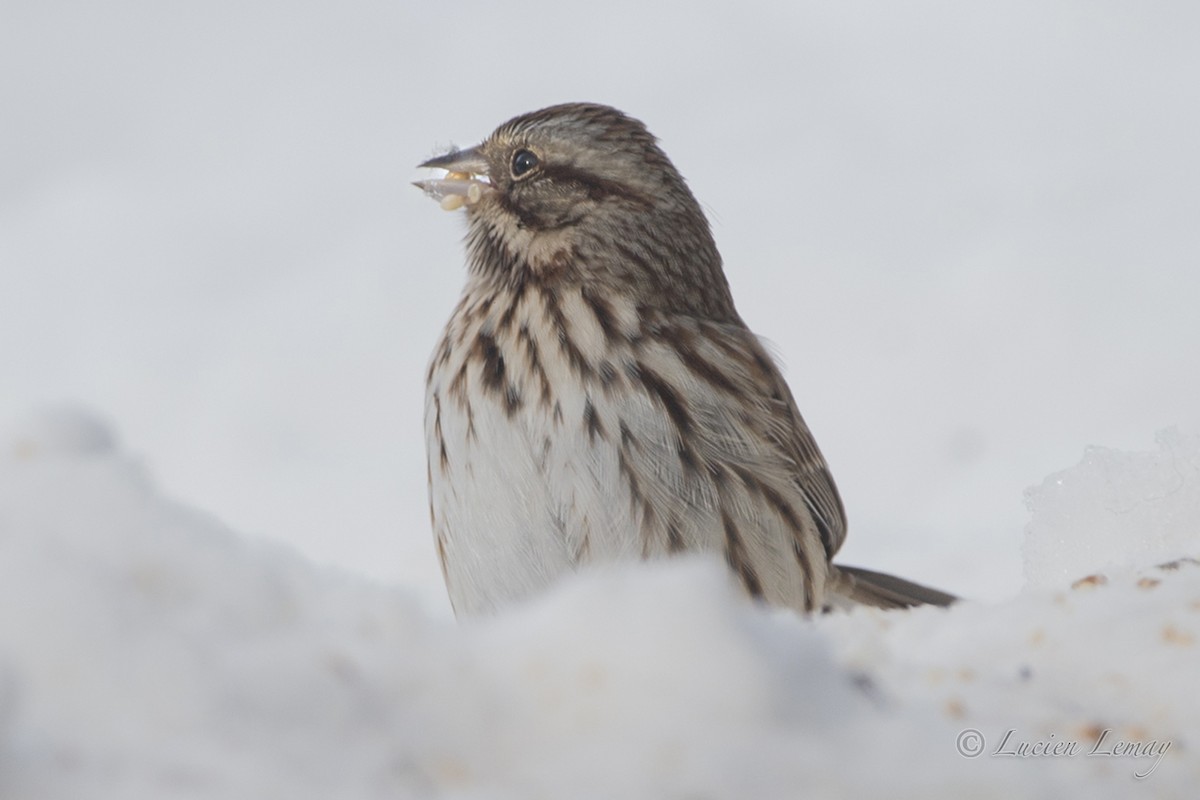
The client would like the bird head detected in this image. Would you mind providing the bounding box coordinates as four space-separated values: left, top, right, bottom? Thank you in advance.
417 103 732 316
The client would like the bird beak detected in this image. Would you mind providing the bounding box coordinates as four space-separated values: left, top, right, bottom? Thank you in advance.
414 146 493 211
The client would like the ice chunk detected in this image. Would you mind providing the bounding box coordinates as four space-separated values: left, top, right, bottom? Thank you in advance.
1023 428 1200 589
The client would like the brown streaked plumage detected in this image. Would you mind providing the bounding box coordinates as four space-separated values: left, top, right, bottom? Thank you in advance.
417 102 954 616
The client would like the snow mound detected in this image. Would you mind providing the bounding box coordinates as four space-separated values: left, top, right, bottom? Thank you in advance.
1024 428 1200 589
1 411 1197 798
5 406 118 459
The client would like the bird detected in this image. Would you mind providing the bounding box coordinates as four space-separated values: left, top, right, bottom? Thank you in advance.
415 102 955 617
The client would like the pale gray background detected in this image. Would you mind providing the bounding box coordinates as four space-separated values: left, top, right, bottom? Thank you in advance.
4 1 1198 614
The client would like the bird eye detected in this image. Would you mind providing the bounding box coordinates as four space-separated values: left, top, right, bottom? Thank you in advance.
511 149 539 178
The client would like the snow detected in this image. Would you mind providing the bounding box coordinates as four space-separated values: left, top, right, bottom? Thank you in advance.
1 409 1196 798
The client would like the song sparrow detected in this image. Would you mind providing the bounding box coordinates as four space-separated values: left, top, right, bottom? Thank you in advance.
416 103 954 616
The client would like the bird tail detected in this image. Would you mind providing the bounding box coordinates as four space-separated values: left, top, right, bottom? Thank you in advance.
827 564 957 610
